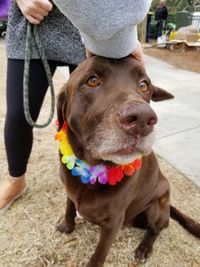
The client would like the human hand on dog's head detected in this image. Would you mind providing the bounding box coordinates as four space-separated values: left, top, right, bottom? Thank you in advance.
86 41 145 67
130 41 145 67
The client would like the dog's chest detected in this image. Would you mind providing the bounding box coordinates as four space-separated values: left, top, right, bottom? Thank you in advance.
66 185 111 223
65 176 140 224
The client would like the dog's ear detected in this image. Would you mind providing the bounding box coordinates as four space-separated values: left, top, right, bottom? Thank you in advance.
151 85 174 102
57 85 67 131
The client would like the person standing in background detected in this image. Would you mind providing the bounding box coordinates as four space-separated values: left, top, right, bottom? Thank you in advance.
146 11 153 43
155 0 168 39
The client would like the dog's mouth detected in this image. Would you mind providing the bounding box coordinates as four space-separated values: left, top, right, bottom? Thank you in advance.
101 146 141 165
115 145 136 156
109 142 136 156
101 149 141 165
88 131 155 165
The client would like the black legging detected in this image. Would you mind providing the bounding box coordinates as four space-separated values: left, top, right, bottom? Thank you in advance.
4 59 76 177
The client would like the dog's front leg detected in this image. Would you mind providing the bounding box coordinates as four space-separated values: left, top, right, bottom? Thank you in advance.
86 214 124 267
135 190 170 263
57 197 76 234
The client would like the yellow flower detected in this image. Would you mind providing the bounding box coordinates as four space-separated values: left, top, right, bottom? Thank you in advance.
57 130 73 156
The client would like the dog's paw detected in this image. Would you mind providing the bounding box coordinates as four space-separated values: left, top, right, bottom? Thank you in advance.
85 262 103 267
56 221 75 234
85 259 104 267
134 244 153 263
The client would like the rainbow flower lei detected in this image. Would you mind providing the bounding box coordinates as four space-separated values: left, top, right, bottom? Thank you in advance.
55 121 142 186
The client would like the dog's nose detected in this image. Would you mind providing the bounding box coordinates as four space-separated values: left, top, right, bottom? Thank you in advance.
117 103 157 136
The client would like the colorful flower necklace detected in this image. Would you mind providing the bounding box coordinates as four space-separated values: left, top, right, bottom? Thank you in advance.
55 121 142 186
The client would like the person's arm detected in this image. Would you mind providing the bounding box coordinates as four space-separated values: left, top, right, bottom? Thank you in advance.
16 0 53 24
86 40 145 66
53 0 152 61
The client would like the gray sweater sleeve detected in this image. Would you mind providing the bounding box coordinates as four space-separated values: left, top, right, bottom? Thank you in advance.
53 0 152 58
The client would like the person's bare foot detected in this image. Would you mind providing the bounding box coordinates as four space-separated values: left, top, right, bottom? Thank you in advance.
0 175 27 215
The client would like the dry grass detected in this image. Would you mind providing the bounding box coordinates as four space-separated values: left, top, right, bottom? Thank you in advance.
0 40 200 267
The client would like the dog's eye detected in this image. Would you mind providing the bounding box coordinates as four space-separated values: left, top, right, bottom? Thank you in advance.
138 81 148 93
87 75 100 88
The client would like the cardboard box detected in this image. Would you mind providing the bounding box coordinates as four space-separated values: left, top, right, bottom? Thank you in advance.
174 33 200 42
186 33 199 42
174 33 187 40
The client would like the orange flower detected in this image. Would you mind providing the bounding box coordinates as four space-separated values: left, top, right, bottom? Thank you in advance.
123 164 135 176
123 159 142 176
133 159 142 170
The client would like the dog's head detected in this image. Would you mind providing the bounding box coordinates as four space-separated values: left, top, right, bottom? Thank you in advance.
57 56 173 165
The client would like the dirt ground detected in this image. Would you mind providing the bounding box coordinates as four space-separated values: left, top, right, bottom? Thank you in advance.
144 46 200 74
0 39 200 267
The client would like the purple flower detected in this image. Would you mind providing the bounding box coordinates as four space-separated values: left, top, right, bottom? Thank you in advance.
89 165 108 184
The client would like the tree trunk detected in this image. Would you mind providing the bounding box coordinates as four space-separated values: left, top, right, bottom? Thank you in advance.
138 16 147 44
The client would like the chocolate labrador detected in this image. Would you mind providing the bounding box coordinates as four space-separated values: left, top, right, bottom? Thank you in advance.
56 56 200 267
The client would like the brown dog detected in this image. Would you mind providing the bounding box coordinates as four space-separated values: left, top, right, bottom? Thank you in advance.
56 56 200 267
